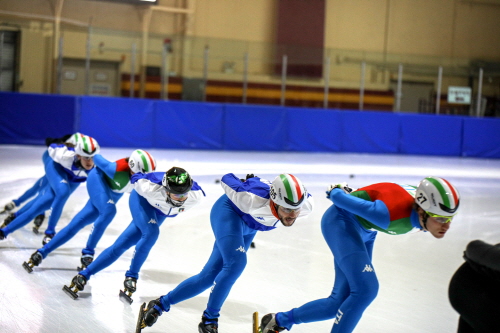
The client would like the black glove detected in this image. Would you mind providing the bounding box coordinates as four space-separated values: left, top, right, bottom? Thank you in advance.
240 174 256 182
45 134 72 147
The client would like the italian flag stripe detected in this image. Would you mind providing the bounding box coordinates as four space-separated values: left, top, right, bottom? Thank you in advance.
280 174 302 202
427 177 450 208
144 151 155 171
441 178 459 206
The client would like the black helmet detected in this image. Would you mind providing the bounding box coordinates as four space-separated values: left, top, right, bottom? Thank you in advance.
162 167 192 194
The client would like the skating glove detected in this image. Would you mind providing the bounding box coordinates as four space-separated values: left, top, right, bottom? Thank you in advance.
240 174 256 182
326 182 353 198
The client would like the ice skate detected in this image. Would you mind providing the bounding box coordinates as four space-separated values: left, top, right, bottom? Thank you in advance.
42 233 54 245
260 313 284 333
1 213 16 228
198 315 218 333
62 274 87 300
22 251 43 273
135 298 163 332
119 276 137 304
77 254 93 271
0 201 15 214
32 214 45 234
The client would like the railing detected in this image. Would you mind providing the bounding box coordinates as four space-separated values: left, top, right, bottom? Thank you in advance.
1 15 499 116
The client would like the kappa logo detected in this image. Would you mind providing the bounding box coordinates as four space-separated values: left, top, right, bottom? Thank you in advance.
115 181 121 186
362 265 374 272
107 199 115 204
334 309 344 324
255 216 264 220
236 246 246 253
148 218 157 224
387 230 396 235
60 179 68 184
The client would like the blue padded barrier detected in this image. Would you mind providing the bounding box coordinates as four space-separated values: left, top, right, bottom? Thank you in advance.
79 97 156 148
223 104 288 151
287 107 342 152
0 92 76 145
154 101 224 149
462 117 500 158
2 93 500 158
341 110 400 154
399 113 464 156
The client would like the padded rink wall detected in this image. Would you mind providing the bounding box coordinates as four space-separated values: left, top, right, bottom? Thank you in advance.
1 92 500 158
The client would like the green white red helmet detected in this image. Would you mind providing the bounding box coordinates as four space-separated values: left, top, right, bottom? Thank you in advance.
74 135 100 157
270 174 307 209
128 149 156 173
415 176 460 217
65 132 84 146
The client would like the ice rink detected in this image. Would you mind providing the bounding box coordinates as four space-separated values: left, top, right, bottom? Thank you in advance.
1 144 499 333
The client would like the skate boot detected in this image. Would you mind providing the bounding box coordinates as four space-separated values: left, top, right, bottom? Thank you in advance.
1 201 15 214
77 254 94 271
32 214 45 234
260 313 284 333
22 251 43 273
136 298 163 332
42 233 54 245
198 316 218 333
120 276 137 304
62 274 87 300
1 213 16 228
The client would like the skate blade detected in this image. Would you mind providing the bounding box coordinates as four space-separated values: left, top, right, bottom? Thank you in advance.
32 227 40 235
253 312 259 333
135 302 147 333
77 266 85 272
62 285 79 300
22 262 33 273
119 289 133 304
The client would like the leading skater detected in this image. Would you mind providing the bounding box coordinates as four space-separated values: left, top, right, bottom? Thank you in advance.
62 166 205 302
259 176 460 333
22 149 156 273
0 134 99 244
137 173 314 333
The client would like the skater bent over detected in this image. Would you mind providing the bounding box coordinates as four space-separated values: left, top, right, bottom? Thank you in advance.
0 134 99 244
63 166 205 301
259 176 460 333
23 150 156 273
137 173 314 333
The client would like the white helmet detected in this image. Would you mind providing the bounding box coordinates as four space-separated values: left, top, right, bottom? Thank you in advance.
415 176 460 216
270 174 307 209
128 149 156 173
65 132 84 146
74 136 100 157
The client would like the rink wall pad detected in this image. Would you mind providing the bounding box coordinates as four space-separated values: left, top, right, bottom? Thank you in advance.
1 93 499 158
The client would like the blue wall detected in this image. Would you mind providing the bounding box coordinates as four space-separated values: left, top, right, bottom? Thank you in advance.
1 92 499 158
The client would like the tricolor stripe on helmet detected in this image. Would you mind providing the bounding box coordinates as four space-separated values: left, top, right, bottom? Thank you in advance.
280 174 303 203
137 150 156 172
82 136 97 153
427 177 459 209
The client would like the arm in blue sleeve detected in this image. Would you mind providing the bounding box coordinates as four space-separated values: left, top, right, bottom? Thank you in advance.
329 189 390 228
92 154 117 179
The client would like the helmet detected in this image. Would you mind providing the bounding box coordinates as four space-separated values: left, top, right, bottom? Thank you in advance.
162 167 193 195
74 136 100 157
270 174 307 209
415 176 460 216
128 150 156 173
65 132 84 146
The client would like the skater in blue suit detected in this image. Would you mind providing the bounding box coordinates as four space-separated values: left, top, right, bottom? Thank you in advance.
259 177 460 333
62 166 205 301
137 173 314 333
0 134 99 244
22 149 157 273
